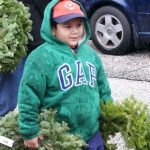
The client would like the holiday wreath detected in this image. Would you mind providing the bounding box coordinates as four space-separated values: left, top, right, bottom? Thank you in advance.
0 0 32 72
0 97 149 150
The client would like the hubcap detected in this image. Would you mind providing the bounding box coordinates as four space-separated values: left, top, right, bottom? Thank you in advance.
95 14 123 49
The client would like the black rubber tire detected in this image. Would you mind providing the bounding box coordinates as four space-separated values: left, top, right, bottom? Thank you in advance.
90 6 132 55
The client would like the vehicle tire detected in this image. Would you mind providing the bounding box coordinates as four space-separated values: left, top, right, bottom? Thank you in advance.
90 6 132 55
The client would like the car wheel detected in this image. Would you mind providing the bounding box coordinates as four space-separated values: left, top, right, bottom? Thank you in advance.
90 6 132 55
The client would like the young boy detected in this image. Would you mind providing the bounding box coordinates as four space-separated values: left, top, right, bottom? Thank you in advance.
18 0 112 149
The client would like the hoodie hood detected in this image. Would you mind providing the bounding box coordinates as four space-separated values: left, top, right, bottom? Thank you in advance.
40 0 91 47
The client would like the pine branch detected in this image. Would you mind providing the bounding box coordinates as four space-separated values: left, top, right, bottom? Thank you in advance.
0 109 86 150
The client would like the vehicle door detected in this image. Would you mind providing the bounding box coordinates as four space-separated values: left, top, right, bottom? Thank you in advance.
135 0 150 33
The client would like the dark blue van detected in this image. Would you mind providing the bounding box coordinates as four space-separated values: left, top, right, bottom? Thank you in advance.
78 0 150 55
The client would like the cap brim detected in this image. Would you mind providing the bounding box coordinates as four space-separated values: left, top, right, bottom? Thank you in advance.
53 13 87 23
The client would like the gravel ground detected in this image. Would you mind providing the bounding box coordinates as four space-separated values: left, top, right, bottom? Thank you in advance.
100 50 150 82
87 41 150 109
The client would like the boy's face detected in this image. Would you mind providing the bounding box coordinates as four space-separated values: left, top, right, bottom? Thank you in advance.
52 18 84 47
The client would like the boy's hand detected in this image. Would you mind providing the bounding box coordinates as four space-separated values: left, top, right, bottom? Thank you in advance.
24 135 43 149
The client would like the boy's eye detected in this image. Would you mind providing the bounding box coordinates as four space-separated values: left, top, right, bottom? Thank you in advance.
77 23 82 27
64 25 71 28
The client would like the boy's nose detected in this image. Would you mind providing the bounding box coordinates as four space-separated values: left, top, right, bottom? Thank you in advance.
72 27 78 34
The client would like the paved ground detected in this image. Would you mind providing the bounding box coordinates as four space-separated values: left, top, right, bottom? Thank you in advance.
108 78 150 109
87 41 150 109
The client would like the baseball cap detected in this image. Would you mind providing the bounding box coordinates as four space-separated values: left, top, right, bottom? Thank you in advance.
52 0 87 23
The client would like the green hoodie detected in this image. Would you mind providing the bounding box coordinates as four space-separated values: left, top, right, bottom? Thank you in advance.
18 0 112 141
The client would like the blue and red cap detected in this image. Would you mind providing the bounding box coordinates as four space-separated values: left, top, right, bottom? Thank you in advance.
52 0 87 23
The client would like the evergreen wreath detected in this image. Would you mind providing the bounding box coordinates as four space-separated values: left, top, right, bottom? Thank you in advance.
100 96 150 150
0 97 149 150
0 109 87 150
0 0 32 72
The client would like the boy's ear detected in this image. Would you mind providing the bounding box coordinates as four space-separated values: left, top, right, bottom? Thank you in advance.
52 28 56 36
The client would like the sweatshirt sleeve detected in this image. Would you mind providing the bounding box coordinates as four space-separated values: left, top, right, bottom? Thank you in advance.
96 55 113 103
18 60 46 140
